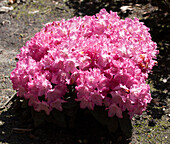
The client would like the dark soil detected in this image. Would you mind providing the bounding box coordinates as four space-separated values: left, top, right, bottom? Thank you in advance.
0 0 169 144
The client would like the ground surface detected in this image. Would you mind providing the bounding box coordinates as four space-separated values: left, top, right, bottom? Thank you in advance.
0 0 169 144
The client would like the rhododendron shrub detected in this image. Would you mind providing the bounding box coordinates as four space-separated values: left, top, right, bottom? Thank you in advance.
10 9 158 119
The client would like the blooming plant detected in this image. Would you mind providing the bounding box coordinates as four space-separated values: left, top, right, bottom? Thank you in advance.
10 9 158 119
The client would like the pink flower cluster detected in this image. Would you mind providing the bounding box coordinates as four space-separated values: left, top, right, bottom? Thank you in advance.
10 9 158 118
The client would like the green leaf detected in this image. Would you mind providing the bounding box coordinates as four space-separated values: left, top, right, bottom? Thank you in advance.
107 116 119 133
64 105 79 128
91 106 119 133
31 109 46 127
21 99 28 108
50 110 67 128
118 112 132 138
91 106 109 125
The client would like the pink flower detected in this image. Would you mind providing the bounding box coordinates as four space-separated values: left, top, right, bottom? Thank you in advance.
108 103 123 118
34 101 51 115
79 96 94 110
76 69 108 110
10 8 158 118
27 73 52 97
46 84 68 104
50 98 66 111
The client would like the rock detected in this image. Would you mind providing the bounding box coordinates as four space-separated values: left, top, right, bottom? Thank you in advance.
17 0 26 4
120 6 133 13
8 0 16 4
0 120 4 127
0 6 13 13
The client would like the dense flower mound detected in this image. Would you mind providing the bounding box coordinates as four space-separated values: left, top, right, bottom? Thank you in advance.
10 9 158 118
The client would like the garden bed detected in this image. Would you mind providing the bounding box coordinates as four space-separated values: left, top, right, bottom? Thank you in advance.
0 0 169 143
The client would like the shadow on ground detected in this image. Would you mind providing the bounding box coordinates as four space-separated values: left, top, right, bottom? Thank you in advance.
0 99 131 144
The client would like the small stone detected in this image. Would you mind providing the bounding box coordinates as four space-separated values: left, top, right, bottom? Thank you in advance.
0 121 4 127
16 0 20 4
28 10 39 14
0 6 13 13
162 78 167 83
9 0 16 4
2 20 11 25
120 6 133 13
